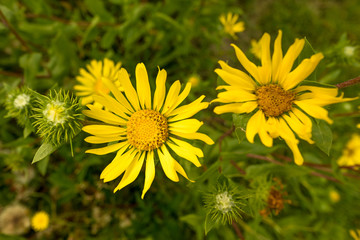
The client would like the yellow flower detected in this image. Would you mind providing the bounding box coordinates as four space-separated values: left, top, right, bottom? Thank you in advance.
350 229 360 240
329 190 340 203
31 211 49 232
219 13 245 39
214 30 354 165
337 134 360 167
187 74 200 87
74 58 122 106
250 39 262 59
83 63 214 198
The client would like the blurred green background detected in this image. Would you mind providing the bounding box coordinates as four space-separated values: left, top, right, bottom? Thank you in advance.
0 0 360 239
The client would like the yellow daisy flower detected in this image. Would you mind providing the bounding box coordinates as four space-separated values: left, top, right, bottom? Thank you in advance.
337 134 360 167
31 211 49 232
214 30 354 165
219 13 245 39
82 63 214 198
250 39 262 59
74 58 122 106
350 229 360 240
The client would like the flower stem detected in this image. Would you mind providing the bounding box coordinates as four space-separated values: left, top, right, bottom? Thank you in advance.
336 76 360 89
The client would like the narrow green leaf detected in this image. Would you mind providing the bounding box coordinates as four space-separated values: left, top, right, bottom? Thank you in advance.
32 142 58 164
23 120 34 138
204 213 218 235
36 156 50 176
312 119 333 155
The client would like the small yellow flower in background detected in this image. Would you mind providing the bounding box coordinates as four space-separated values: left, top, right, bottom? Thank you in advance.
329 189 340 203
357 106 360 128
250 39 262 59
74 58 122 106
31 211 49 232
219 13 245 39
187 74 200 87
213 30 355 165
83 63 214 199
337 134 360 167
350 229 360 240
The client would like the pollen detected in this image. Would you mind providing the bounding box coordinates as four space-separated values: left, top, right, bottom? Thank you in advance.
127 109 168 151
43 101 67 125
255 84 295 117
14 94 30 109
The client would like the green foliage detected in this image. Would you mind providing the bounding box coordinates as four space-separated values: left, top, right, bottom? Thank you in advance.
0 0 360 240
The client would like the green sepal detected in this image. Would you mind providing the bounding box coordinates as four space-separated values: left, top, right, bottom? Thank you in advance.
32 142 59 164
311 119 333 155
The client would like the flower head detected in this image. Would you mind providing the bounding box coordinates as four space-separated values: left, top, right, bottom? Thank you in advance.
250 39 262 59
83 63 213 198
0 204 30 235
74 58 122 106
351 229 360 240
337 134 360 167
187 74 201 87
33 89 83 145
31 211 49 231
219 13 245 39
5 87 34 126
213 30 355 165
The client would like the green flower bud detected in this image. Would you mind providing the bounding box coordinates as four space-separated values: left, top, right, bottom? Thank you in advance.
33 89 83 146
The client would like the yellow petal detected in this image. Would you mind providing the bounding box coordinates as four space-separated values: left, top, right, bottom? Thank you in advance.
82 125 126 136
282 112 313 143
171 131 214 145
215 66 256 91
246 110 262 143
161 80 181 114
158 145 179 182
167 141 201 167
282 53 324 90
168 95 205 117
85 135 126 144
214 90 257 103
114 152 146 192
231 43 260 84
118 68 140 111
79 68 96 83
213 101 258 115
83 105 127 125
173 159 194 182
169 119 203 133
170 137 204 157
272 30 283 81
294 100 333 124
163 82 192 117
102 77 134 113
100 147 137 182
136 63 152 109
257 32 271 85
76 75 94 87
85 142 128 155
74 85 92 92
153 69 167 111
141 151 155 199
93 94 131 118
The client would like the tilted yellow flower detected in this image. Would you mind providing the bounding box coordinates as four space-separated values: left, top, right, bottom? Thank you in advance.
83 63 214 198
219 13 245 39
337 134 360 167
74 58 122 106
214 30 354 165
31 211 49 232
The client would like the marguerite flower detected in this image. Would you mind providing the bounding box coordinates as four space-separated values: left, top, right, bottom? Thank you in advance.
337 134 360 167
214 30 354 165
83 63 213 198
219 13 245 39
74 58 122 106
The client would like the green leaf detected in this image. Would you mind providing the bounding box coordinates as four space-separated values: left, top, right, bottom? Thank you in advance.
312 119 333 155
23 120 34 138
19 53 42 87
204 213 218 235
100 29 118 49
233 113 253 143
36 156 50 176
84 0 114 22
32 142 58 164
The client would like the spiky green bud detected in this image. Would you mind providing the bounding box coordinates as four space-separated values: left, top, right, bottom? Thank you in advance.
4 87 35 126
33 89 83 146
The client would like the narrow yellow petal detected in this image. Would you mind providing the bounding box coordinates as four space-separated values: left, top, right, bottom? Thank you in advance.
74 85 92 91
79 68 97 83
169 119 203 133
158 145 179 182
114 152 146 192
161 80 181 114
141 151 155 199
213 102 258 115
168 95 205 117
85 135 126 144
93 95 131 118
81 96 94 105
272 30 283 81
136 63 152 109
214 90 257 103
231 43 260 83
163 82 192 117
294 100 333 124
282 53 324 90
118 68 140 111
82 125 125 136
153 69 167 111
76 75 94 87
257 33 272 84
83 105 127 125
102 77 134 113
282 112 314 144
171 131 214 145
173 159 194 182
101 147 137 182
170 137 204 157
167 141 201 167
215 66 256 91
246 110 262 143
85 142 128 155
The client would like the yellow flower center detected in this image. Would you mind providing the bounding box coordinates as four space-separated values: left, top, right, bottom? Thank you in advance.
94 78 110 95
127 109 168 151
255 84 295 117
